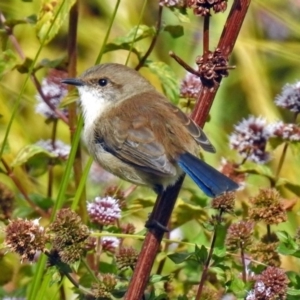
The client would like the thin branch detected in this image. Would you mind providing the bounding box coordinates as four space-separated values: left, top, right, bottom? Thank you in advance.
47 119 58 198
203 14 210 58
135 5 163 71
66 0 86 221
169 51 199 75
195 212 222 300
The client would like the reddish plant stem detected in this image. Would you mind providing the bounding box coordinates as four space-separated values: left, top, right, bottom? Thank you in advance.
135 5 163 71
66 1 86 221
203 14 210 59
125 1 251 299
240 242 247 283
125 176 184 300
192 0 251 126
1 158 48 218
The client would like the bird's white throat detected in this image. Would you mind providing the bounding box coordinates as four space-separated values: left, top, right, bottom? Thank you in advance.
78 86 109 131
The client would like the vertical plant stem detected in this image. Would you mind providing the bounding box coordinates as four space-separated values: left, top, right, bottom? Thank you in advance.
240 243 247 283
135 5 163 71
125 0 148 66
47 119 58 198
95 0 121 65
67 0 86 220
266 224 271 242
195 212 222 300
275 112 299 181
203 15 210 57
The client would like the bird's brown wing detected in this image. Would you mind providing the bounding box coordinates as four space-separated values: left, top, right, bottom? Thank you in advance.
94 114 177 177
164 102 216 153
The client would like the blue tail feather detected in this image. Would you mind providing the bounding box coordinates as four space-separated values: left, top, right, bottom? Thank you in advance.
178 152 239 197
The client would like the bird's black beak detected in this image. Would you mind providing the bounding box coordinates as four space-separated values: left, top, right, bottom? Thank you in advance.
61 78 85 86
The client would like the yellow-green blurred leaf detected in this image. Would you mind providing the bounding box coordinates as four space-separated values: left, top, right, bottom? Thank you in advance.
168 7 190 23
172 201 208 227
60 89 78 107
145 60 179 104
238 162 274 180
36 0 76 44
103 25 155 58
12 144 56 167
163 25 184 38
0 50 18 75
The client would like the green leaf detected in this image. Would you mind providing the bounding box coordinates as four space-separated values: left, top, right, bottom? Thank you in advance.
16 57 34 74
194 244 208 264
168 7 190 23
276 178 300 195
0 141 11 155
26 14 38 24
145 60 179 104
0 50 18 75
269 136 285 150
212 246 227 258
238 162 274 180
287 271 300 289
30 194 54 210
114 24 155 44
227 278 246 295
287 288 300 296
37 57 67 69
168 252 192 264
149 274 170 284
11 144 56 167
103 25 155 57
36 0 76 44
163 25 184 38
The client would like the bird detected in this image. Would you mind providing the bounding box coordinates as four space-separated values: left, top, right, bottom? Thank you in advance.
61 63 239 197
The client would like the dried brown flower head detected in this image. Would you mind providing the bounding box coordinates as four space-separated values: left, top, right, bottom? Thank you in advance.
120 223 136 235
195 49 229 84
187 0 227 16
116 246 139 270
159 0 187 7
212 191 236 212
219 158 246 188
250 234 281 267
0 182 14 220
5 218 46 262
104 185 126 208
90 273 118 299
249 188 287 225
101 236 120 253
49 208 90 263
226 220 254 252
250 267 289 300
251 242 281 268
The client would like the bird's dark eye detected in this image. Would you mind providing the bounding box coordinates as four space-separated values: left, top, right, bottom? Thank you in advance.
98 78 108 87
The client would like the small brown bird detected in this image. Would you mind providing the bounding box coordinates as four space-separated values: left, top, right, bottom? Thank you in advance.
62 63 238 196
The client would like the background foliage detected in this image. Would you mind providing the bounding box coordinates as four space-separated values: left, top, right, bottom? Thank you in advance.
1 0 300 299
